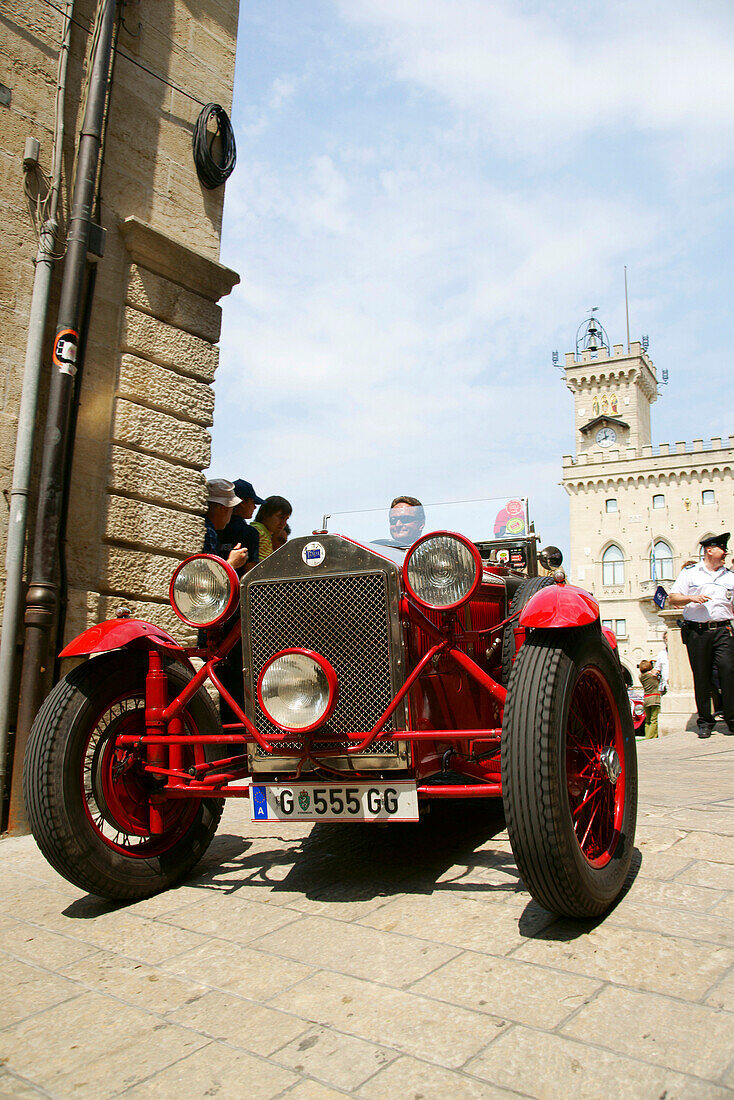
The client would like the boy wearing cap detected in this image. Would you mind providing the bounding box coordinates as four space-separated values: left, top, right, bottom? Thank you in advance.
669 533 734 738
219 478 263 571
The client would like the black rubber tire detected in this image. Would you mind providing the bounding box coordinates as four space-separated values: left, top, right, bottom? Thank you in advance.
501 624 637 918
23 651 224 900
501 575 554 684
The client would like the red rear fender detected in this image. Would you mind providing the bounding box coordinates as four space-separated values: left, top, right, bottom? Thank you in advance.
60 619 193 669
518 583 599 629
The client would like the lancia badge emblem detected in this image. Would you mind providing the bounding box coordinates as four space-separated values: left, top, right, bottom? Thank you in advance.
302 541 325 568
298 790 310 811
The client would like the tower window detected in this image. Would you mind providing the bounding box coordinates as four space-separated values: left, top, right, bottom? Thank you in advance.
702 490 715 505
651 540 674 581
652 494 664 509
605 499 618 513
602 544 624 586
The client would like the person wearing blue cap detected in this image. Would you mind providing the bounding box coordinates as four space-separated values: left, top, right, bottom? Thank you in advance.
669 532 734 738
219 478 263 572
217 479 264 724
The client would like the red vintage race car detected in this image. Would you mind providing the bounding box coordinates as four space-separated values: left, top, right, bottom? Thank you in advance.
23 520 637 918
628 688 646 735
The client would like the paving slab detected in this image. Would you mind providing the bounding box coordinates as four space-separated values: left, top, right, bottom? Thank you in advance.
1 727 733 1098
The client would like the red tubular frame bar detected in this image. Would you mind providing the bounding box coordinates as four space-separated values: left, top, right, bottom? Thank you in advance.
418 783 502 797
140 590 510 791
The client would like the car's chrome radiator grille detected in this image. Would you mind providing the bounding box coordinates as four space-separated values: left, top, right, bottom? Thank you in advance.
248 571 397 746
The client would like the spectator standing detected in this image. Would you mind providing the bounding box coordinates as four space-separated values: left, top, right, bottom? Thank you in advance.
220 478 262 573
252 496 292 560
654 631 669 694
638 660 661 739
204 479 247 570
272 522 291 553
669 532 734 738
203 478 250 725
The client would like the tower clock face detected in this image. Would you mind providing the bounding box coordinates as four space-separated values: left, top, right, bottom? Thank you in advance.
596 426 617 447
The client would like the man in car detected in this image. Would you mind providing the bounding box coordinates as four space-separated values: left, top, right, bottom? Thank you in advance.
388 496 425 546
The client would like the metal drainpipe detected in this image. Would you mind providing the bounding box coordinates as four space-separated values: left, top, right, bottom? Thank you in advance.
0 1 74 824
8 0 117 834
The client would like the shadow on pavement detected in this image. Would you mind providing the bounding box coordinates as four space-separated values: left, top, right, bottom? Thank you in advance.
62 808 642 934
63 798 520 917
207 799 519 902
516 844 643 941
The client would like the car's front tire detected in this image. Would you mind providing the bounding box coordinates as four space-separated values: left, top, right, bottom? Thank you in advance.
501 624 637 918
24 651 223 900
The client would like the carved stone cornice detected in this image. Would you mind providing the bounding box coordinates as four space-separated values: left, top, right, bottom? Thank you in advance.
119 217 240 303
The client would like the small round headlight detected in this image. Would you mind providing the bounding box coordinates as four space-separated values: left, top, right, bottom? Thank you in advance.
403 532 482 611
258 650 338 733
169 555 239 628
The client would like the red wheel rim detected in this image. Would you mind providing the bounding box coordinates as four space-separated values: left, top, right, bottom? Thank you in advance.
565 666 625 867
81 693 199 857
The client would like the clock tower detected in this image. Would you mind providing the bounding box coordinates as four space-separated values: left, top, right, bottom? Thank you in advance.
564 312 658 457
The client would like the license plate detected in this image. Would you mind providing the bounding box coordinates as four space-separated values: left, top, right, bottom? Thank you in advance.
250 780 419 823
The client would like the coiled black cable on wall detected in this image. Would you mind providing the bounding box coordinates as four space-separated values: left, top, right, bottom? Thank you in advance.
192 103 236 189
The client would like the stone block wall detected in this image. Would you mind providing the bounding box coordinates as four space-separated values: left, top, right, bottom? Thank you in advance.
63 218 239 644
1 1 239 672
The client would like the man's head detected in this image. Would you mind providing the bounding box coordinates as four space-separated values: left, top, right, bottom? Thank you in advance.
389 496 425 544
700 532 730 569
233 479 263 520
206 478 241 531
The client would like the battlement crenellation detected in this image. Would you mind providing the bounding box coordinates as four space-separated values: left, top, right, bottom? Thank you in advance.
562 434 734 468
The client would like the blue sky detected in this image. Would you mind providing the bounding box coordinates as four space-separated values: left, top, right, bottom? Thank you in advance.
211 0 734 553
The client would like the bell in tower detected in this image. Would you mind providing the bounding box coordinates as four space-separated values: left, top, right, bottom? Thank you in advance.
576 308 610 356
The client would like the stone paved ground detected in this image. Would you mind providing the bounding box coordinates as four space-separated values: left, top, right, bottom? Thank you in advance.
1 727 733 1099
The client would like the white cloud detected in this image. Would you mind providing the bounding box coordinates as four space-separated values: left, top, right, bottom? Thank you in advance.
213 1 734 555
337 0 734 162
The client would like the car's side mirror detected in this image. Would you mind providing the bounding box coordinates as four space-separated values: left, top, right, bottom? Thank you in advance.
539 545 563 571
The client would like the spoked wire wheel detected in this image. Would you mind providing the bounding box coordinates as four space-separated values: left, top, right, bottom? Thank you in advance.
566 666 626 868
24 651 224 900
82 692 199 856
501 625 637 918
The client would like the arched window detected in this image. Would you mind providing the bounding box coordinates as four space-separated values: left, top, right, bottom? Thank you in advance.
602 544 624 586
651 540 674 581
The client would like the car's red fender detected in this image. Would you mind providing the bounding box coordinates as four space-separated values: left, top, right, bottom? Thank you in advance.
60 619 194 671
518 583 599 629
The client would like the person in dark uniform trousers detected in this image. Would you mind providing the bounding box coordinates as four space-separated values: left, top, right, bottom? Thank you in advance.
669 533 734 738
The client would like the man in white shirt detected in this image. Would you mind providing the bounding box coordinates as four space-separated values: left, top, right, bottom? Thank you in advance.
669 533 734 738
654 631 669 693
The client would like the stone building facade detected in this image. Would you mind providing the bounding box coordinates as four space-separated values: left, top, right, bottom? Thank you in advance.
0 4 239 772
561 336 734 730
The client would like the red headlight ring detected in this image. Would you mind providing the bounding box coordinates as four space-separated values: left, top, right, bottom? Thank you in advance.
402 531 483 612
257 648 339 734
169 554 240 629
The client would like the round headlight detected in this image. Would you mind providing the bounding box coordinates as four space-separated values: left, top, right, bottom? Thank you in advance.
169 555 239 628
403 532 482 610
258 650 337 733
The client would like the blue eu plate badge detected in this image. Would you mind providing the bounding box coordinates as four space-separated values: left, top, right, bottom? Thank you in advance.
252 786 268 819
